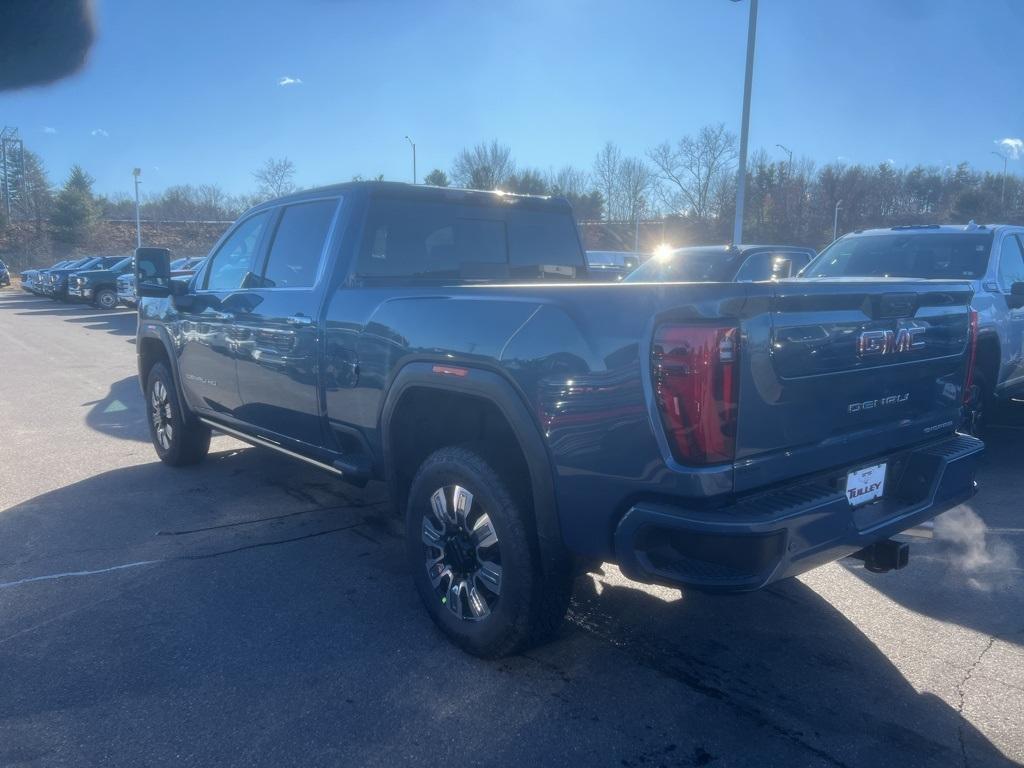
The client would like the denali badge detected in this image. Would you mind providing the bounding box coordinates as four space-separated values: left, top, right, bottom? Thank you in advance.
848 393 909 413
857 326 926 357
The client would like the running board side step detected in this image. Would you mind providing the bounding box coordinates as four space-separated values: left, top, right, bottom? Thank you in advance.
199 418 370 487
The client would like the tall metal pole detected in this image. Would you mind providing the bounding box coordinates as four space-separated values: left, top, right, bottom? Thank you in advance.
732 0 758 246
992 151 1008 212
405 136 416 184
833 199 842 242
776 143 793 174
132 168 142 248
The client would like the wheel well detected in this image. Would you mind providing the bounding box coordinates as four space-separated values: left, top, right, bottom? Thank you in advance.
387 387 533 516
138 336 170 386
975 334 999 391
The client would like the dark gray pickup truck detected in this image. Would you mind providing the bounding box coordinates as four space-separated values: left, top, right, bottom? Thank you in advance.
134 182 983 657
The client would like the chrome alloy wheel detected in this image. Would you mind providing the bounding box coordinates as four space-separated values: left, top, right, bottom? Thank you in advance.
421 485 502 621
150 379 174 451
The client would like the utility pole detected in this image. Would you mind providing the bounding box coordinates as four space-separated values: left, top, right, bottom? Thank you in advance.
991 150 1008 212
833 199 842 242
404 136 417 184
732 0 758 246
132 168 142 248
776 143 793 174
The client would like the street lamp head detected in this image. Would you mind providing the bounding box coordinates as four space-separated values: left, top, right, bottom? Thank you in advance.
132 167 141 177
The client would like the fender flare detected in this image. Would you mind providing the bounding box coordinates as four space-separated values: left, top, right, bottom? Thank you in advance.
379 362 568 574
136 321 192 412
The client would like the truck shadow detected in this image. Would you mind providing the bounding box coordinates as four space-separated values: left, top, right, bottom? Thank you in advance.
83 375 149 442
0 450 1015 767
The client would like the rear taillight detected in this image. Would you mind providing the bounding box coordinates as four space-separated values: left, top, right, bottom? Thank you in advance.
652 324 738 465
963 308 979 405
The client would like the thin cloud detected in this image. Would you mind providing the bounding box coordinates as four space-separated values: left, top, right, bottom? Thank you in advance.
996 138 1023 159
278 76 303 86
42 126 57 135
91 128 109 137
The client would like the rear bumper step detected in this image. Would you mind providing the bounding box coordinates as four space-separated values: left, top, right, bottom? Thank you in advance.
614 433 983 591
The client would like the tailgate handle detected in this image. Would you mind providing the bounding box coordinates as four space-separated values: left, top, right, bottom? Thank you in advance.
876 293 917 319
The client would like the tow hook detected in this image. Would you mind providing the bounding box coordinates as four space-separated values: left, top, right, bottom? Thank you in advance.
851 539 910 573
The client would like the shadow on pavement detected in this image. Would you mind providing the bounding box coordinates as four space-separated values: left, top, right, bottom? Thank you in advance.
84 375 149 442
5 293 136 337
844 411 1024 645
0 449 1016 767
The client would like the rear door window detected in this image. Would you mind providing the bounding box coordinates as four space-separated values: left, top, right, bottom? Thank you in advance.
997 234 1024 292
260 199 338 288
734 252 774 281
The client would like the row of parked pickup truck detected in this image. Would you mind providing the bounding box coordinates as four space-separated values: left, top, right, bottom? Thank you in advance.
19 254 207 308
117 181 1007 658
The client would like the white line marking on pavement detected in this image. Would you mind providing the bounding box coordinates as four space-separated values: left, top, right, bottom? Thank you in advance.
0 560 160 589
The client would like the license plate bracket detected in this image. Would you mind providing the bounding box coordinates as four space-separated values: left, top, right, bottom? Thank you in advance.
846 462 886 506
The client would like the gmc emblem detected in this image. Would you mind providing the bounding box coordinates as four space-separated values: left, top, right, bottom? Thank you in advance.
857 326 926 357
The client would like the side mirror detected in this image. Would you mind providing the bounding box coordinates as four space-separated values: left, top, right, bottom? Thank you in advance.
135 247 172 298
1008 282 1024 309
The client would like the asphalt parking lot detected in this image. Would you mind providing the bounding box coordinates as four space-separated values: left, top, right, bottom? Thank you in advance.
1 287 1022 768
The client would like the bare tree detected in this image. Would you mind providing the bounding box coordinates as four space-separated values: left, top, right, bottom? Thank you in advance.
619 157 655 223
253 157 297 200
546 165 590 197
648 123 737 221
593 142 623 220
450 141 515 190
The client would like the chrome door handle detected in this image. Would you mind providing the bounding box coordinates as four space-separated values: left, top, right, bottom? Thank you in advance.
287 314 313 326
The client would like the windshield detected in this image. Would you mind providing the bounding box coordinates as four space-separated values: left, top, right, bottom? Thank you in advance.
805 232 994 279
111 257 133 271
625 248 736 282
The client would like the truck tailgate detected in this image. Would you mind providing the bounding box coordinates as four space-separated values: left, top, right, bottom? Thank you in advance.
734 279 973 492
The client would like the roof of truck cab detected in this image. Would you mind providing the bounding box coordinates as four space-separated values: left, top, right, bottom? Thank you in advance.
670 244 815 256
249 180 572 212
847 224 1020 237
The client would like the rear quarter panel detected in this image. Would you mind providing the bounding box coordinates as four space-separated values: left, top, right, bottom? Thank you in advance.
323 281 751 557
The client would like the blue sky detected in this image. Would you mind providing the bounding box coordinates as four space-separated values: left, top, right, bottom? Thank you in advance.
2 0 1022 197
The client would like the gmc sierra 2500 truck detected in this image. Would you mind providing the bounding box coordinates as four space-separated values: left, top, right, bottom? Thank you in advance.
134 182 983 658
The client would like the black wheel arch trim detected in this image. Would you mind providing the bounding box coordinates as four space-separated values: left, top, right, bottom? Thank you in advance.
380 361 568 574
136 324 193 414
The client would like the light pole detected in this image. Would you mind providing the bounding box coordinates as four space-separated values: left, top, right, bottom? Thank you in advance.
404 136 416 184
991 150 1008 212
132 168 142 248
833 199 842 242
732 0 759 246
776 143 793 174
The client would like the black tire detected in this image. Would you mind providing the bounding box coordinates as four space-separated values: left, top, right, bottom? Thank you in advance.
94 287 118 310
146 361 210 466
406 445 572 658
964 367 991 437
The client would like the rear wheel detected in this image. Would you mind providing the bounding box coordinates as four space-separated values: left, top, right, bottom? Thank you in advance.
406 446 572 658
964 367 991 437
94 287 118 310
146 362 210 466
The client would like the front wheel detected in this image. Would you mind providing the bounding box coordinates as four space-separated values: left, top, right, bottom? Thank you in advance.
406 446 572 658
94 287 118 310
146 362 211 466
